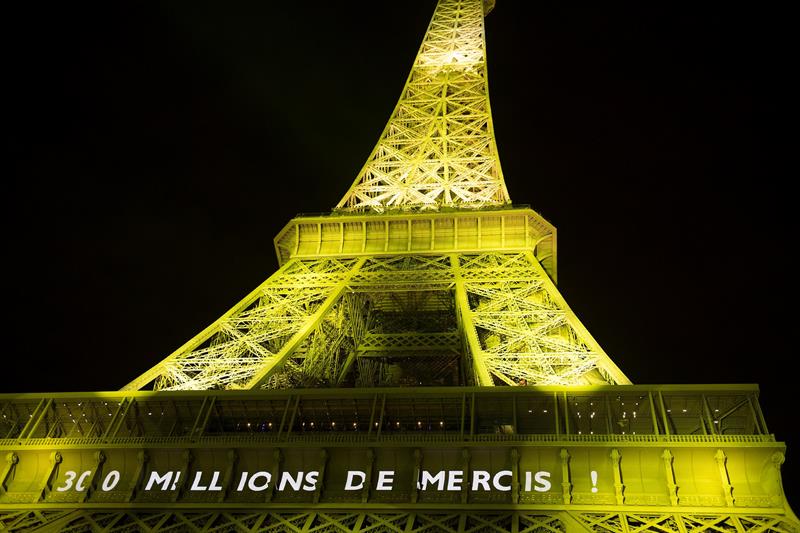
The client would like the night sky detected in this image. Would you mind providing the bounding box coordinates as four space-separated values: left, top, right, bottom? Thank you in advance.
9 3 795 502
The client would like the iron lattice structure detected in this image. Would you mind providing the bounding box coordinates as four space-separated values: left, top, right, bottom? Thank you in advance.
1 0 797 531
4 510 798 533
123 252 628 391
336 0 508 212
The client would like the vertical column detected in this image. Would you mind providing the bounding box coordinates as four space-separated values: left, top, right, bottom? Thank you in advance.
610 449 625 505
511 448 520 504
702 395 717 435
265 449 282 503
753 394 770 435
411 449 423 503
469 393 476 437
554 392 561 438
361 221 367 252
376 397 387 440
648 392 660 435
362 449 374 503
658 392 671 436
714 449 735 506
37 451 62 502
190 396 216 438
368 394 379 438
661 449 679 506
171 450 192 502
769 451 786 504
78 451 106 503
560 449 572 504
314 449 329 503
217 449 238 503
0 452 18 496
126 450 148 502
461 449 471 504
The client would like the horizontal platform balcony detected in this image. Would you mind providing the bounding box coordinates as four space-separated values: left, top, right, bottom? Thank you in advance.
274 206 558 281
0 385 773 448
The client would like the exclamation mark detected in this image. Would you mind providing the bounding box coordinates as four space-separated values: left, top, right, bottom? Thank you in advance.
590 471 598 493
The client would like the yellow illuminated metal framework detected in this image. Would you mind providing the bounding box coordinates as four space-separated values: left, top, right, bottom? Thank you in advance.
337 0 509 212
124 250 629 391
1 0 796 531
124 0 629 392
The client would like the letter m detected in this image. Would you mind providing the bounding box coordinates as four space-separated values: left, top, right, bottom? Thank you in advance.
418 470 445 491
145 471 174 491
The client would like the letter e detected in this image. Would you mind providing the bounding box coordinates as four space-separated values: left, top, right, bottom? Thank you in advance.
376 470 394 491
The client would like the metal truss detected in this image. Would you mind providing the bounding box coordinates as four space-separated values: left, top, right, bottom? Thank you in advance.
337 0 510 212
454 253 627 386
1 387 795 530
2 510 797 533
123 258 366 391
571 512 800 533
272 208 559 283
121 1 625 391
5 0 797 531
125 253 629 391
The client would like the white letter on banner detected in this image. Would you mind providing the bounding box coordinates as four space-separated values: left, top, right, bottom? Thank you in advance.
376 471 394 491
447 471 463 491
303 471 319 491
471 470 491 491
345 471 367 490
418 470 445 491
278 471 303 491
534 471 551 492
208 471 223 491
493 470 512 491
247 472 272 491
145 471 174 491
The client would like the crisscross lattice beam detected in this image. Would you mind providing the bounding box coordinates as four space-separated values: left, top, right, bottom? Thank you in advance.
452 252 629 386
4 510 798 533
122 258 366 391
125 252 628 390
336 0 510 212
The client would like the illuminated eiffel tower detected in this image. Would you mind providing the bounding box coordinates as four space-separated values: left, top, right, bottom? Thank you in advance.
1 1 796 531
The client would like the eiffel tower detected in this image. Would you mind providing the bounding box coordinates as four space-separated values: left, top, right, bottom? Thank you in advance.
1 1 796 531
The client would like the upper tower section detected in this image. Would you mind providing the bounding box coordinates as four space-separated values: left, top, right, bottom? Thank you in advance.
336 0 510 213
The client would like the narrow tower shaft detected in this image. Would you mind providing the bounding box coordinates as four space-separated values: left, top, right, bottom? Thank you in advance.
337 0 510 212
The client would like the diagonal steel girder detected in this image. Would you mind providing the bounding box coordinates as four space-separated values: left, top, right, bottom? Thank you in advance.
122 258 366 391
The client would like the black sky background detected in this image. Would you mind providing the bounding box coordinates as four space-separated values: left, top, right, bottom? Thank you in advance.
9 2 795 503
